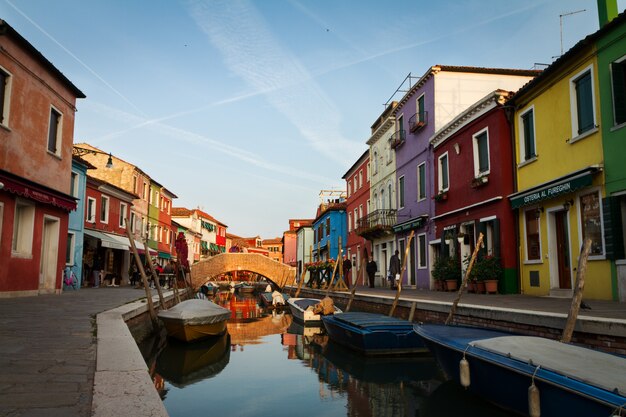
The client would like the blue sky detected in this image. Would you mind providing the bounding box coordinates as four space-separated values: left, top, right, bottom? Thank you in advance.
2 0 623 238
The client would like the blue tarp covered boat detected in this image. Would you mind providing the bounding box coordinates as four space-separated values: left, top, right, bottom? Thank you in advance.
321 312 427 356
414 323 626 417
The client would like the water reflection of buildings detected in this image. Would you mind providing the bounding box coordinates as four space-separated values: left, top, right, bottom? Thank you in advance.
303 337 443 417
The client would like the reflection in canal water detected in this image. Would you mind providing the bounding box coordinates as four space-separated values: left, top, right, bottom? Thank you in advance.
142 293 516 417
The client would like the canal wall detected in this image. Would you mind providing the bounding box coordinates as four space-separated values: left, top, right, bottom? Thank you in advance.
93 291 182 417
299 289 626 355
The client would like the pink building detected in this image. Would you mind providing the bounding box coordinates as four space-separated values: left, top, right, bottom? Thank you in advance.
0 21 85 296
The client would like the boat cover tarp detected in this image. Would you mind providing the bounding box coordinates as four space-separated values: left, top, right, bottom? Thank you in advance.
333 312 413 331
470 335 626 396
158 299 231 326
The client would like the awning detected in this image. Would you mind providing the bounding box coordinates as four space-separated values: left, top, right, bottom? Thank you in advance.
508 166 599 209
84 229 129 250
392 215 428 233
131 239 157 255
158 251 171 259
0 169 77 211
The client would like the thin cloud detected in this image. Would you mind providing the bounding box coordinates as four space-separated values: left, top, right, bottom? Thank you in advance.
185 0 363 166
4 0 146 116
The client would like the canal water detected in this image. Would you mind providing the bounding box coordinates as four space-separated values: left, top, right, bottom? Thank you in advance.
140 292 516 417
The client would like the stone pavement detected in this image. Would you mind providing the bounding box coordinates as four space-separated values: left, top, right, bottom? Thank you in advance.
0 284 625 417
0 287 145 417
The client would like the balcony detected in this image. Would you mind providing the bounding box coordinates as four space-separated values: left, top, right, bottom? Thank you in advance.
390 130 406 149
356 209 397 239
409 111 428 132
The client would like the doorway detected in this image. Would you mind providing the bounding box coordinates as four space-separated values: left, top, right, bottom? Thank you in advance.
40 216 60 293
554 210 572 289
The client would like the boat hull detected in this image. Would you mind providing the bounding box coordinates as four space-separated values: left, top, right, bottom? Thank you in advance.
321 312 426 356
415 324 626 417
160 319 228 343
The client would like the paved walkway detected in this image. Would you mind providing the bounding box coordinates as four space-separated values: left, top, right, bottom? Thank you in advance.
0 287 146 417
0 285 625 417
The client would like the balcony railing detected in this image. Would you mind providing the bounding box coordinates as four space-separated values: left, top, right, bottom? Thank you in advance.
356 209 397 239
409 111 428 132
390 130 406 149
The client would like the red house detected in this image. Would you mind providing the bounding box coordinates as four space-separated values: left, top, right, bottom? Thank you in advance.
429 90 518 293
0 21 85 296
342 150 371 286
83 175 137 286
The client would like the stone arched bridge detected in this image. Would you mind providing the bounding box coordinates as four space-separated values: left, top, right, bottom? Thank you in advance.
189 253 296 289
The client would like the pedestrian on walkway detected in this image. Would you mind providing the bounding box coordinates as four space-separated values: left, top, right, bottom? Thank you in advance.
343 256 352 287
92 255 102 288
389 250 401 290
366 258 377 288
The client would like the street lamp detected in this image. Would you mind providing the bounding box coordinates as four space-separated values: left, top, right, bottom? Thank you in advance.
72 145 114 168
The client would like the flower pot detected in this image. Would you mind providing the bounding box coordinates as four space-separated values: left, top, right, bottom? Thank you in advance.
467 281 476 293
476 281 486 294
445 279 458 292
434 280 444 291
484 279 498 294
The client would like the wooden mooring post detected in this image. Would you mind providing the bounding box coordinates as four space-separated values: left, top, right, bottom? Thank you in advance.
561 237 592 343
445 233 484 325
389 231 414 317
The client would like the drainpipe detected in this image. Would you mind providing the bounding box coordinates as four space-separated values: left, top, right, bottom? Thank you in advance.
597 0 618 27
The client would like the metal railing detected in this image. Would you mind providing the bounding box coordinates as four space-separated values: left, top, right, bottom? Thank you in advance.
390 130 406 149
355 209 397 238
409 111 428 132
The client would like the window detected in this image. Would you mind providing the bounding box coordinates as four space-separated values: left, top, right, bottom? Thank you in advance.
373 151 378 174
417 94 425 122
100 196 109 223
12 200 35 256
0 66 12 126
119 203 128 228
398 176 405 209
353 177 357 193
66 232 75 265
359 204 363 222
160 196 164 211
70 172 79 197
348 213 352 232
417 162 426 201
354 208 358 230
155 191 160 208
473 128 490 176
366 163 370 182
132 175 138 194
130 212 136 233
611 57 626 126
418 233 427 268
570 67 596 136
86 197 96 223
348 182 352 197
142 183 147 200
520 107 536 162
326 218 330 237
579 191 604 256
47 107 62 155
438 153 449 192
525 209 541 261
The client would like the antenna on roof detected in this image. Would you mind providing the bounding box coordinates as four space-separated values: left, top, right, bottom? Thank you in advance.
553 9 586 59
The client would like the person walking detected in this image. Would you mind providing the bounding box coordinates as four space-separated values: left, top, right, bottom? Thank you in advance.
389 250 401 290
366 258 377 288
92 255 102 288
342 256 352 287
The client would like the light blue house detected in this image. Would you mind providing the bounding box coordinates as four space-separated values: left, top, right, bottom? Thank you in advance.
66 156 91 288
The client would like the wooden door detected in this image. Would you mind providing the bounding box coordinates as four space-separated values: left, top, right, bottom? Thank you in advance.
555 210 571 289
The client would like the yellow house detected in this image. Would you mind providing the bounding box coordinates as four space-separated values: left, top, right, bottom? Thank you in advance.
508 34 611 300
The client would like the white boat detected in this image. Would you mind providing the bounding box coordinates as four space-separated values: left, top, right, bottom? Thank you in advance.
287 297 342 325
158 299 232 343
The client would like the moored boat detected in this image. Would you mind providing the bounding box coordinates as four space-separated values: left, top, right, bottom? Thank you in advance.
258 291 290 309
414 323 626 417
321 312 427 356
158 299 232 343
287 297 342 325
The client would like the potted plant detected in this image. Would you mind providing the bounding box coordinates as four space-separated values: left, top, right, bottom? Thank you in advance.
471 175 489 188
434 190 448 202
431 256 449 291
474 255 503 294
432 256 461 291
462 254 478 292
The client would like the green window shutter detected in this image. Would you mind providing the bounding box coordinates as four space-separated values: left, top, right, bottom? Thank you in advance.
441 155 449 189
492 219 501 258
477 132 489 173
418 95 425 122
522 111 535 159
418 164 426 200
602 197 625 260
612 62 626 125
575 72 594 134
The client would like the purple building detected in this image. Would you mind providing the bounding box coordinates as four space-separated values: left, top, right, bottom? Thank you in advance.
392 66 542 289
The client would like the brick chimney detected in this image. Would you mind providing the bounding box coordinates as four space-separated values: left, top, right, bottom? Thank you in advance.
597 0 618 27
